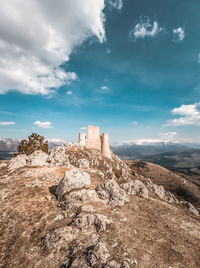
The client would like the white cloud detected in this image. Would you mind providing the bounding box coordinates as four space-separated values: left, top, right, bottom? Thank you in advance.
107 0 123 10
164 103 200 126
101 86 109 90
173 28 185 42
66 91 72 95
80 127 87 130
129 17 163 40
0 121 15 125
34 120 52 129
0 0 108 95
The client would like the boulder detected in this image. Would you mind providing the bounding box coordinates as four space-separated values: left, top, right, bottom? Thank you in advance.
48 144 69 166
121 180 149 199
73 213 112 232
42 226 79 250
56 168 91 201
8 154 27 171
87 241 110 266
0 163 7 169
145 178 178 203
96 179 129 206
27 150 48 166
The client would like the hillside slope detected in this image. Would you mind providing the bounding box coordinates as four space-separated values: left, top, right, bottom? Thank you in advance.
0 144 200 268
127 160 200 208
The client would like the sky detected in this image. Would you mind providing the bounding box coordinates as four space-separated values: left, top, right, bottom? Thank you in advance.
0 0 200 144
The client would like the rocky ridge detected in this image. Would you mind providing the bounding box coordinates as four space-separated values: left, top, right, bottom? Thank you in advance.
0 143 200 267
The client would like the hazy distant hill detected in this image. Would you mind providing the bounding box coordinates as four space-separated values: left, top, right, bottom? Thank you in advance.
0 138 66 160
143 150 200 170
111 142 200 172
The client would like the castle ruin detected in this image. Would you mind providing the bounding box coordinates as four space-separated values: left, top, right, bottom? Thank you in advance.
78 125 111 158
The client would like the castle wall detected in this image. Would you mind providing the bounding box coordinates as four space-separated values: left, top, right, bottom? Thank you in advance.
79 133 86 146
78 125 111 158
85 125 101 150
101 133 111 159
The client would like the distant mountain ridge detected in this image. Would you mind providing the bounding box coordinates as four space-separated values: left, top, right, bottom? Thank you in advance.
111 141 200 172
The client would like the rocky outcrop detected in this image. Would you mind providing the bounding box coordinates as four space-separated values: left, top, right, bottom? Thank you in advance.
145 178 178 203
96 179 129 206
8 154 27 171
1 143 200 268
27 150 48 166
73 213 112 232
0 163 7 169
121 180 149 199
42 226 80 250
180 201 200 216
56 168 91 201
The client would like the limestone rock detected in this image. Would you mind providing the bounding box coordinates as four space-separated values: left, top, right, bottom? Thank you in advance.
56 168 91 201
42 226 79 250
77 158 90 168
180 201 200 216
96 179 129 206
8 154 27 171
48 144 68 166
145 178 178 203
0 163 7 169
87 241 110 266
73 213 112 232
27 150 48 166
121 180 149 199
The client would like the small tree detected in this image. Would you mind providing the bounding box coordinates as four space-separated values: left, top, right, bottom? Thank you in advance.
16 133 48 155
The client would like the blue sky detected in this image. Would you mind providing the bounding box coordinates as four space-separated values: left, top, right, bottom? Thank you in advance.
0 0 200 144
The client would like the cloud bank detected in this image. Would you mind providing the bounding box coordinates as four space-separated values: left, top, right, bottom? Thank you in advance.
0 0 108 95
164 103 200 126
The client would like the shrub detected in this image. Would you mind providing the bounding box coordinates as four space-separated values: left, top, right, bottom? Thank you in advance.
16 133 48 155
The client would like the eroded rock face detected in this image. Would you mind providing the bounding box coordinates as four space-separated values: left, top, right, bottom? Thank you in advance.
145 178 178 203
42 226 80 250
27 150 48 166
180 201 200 216
87 241 110 266
56 168 91 201
8 154 27 171
96 179 129 206
121 180 149 199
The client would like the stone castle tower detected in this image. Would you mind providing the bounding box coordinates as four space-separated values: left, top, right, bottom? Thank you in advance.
78 125 111 158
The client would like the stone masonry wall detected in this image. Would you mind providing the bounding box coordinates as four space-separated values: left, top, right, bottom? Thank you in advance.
79 125 111 158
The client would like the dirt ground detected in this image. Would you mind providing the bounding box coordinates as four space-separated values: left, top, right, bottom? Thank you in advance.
0 165 200 268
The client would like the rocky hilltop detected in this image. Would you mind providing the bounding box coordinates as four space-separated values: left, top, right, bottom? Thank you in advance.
0 143 200 267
